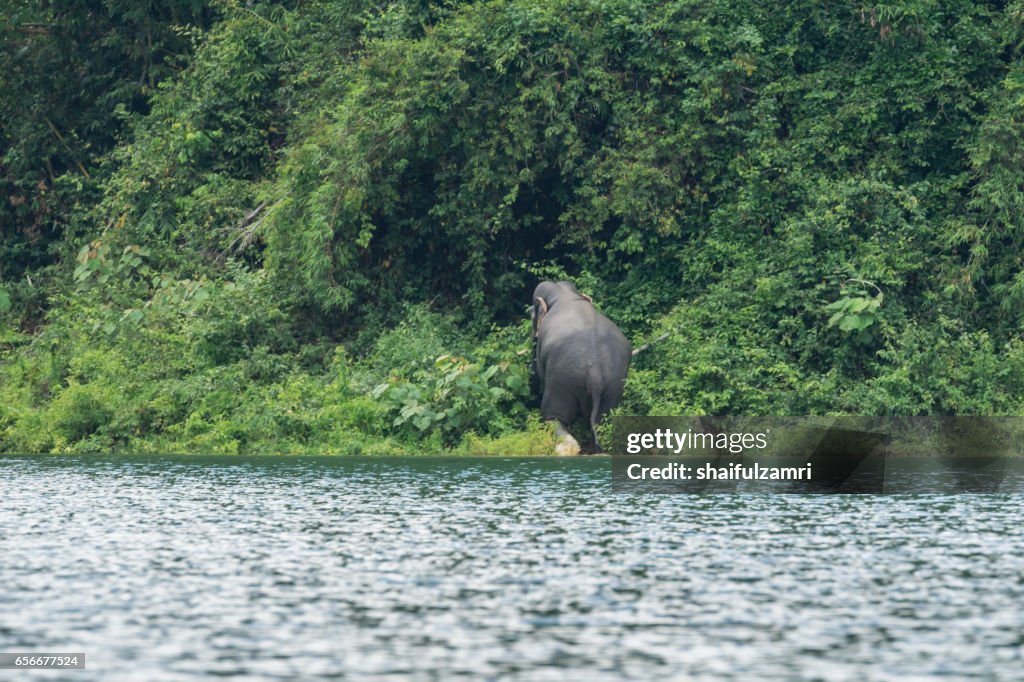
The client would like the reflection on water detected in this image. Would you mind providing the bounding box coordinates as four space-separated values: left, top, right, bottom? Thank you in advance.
1 456 1023 681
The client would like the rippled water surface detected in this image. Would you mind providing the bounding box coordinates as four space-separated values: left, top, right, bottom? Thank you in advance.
2 456 1023 681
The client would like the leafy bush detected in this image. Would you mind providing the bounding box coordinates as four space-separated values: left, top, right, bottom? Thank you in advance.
373 354 530 444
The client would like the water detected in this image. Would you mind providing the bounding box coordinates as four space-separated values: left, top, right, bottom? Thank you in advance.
1 456 1022 681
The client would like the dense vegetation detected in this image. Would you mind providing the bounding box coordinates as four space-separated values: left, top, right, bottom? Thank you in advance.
2 0 1022 454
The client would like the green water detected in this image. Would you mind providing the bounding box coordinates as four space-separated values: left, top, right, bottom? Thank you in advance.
1 456 1022 680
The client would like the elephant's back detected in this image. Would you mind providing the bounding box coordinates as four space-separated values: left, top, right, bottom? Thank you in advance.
539 304 630 378
592 313 631 378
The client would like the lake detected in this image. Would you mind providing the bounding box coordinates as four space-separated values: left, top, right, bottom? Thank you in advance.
1 456 1022 680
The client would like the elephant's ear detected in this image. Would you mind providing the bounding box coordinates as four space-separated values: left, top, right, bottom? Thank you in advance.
579 292 593 304
532 297 549 337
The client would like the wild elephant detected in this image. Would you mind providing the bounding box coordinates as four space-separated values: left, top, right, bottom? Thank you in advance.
530 281 631 454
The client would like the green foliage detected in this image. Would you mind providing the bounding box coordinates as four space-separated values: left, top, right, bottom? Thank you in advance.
3 0 1024 455
92 2 292 267
373 354 530 443
825 283 884 345
0 0 213 280
456 416 559 455
73 242 152 289
0 278 537 454
851 321 1024 415
359 304 464 379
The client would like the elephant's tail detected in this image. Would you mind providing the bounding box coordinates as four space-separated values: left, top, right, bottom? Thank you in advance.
589 397 603 453
586 366 604 452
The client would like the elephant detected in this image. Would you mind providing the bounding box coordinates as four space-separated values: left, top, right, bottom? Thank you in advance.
530 281 631 454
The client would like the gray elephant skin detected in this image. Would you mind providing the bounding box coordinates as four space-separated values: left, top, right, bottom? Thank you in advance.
530 281 631 454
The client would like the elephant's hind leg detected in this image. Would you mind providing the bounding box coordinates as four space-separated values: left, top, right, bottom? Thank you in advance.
541 388 582 456
553 421 581 456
